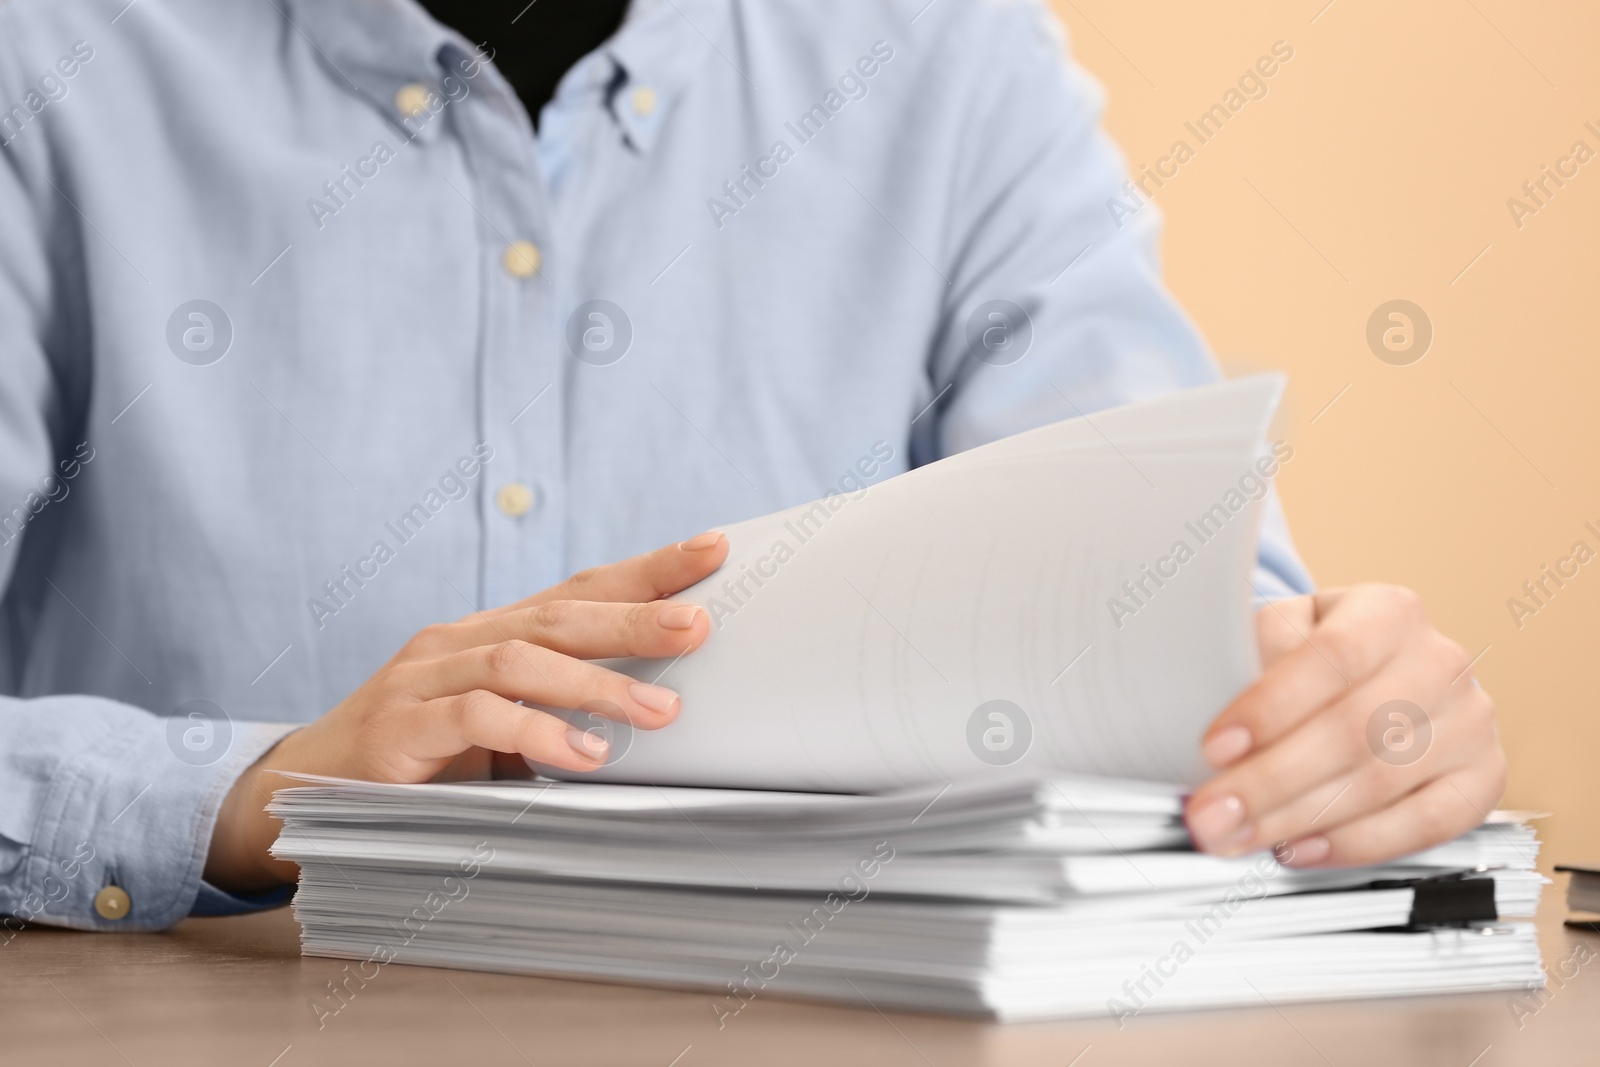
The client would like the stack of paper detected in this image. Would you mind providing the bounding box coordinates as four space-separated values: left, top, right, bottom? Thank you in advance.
272 378 1547 1020
271 775 1546 1021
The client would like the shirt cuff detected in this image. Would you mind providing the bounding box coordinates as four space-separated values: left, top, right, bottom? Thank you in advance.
22 716 300 932
1250 562 1310 608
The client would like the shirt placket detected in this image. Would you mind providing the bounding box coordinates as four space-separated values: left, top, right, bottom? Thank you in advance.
444 58 569 607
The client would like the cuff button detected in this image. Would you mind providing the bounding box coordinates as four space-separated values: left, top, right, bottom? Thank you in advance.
93 885 131 921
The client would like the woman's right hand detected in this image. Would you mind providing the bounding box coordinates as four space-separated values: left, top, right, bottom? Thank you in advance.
204 531 728 892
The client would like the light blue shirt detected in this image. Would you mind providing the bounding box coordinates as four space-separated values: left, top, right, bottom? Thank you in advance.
0 0 1311 931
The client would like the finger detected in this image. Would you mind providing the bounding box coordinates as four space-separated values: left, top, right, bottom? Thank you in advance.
510 531 728 612
402 640 680 727
1187 696 1366 855
1277 752 1508 868
1255 593 1317 668
1188 631 1474 854
1201 585 1425 769
1241 681 1498 851
402 690 615 774
408 599 711 660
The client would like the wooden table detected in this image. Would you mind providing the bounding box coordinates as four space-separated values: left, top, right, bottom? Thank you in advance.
4 901 1595 1066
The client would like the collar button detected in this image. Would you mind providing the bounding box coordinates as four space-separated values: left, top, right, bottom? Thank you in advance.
395 82 433 119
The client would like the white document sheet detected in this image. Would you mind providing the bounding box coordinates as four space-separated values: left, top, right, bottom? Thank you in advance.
534 376 1286 792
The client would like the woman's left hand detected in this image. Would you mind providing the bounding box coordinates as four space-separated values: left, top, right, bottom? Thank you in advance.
1185 584 1506 867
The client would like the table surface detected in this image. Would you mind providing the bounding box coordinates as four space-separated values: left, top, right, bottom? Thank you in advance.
4 898 1595 1067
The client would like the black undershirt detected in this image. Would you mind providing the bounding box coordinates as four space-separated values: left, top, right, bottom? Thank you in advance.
418 0 631 129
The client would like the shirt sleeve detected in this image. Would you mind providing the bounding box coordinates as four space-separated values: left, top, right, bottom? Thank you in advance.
0 35 298 933
921 1 1312 601
0 700 300 933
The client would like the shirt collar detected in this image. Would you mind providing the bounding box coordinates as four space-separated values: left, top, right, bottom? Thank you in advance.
282 0 453 139
281 0 718 153
600 0 717 154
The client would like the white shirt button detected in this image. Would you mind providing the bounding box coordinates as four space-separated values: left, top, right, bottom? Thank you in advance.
394 82 432 119
630 85 658 118
496 483 535 518
502 241 541 279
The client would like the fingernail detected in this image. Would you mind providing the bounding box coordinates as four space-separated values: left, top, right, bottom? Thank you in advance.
565 727 608 761
658 603 704 630
629 682 680 715
680 531 723 551
1203 726 1253 768
1187 794 1247 850
1280 835 1331 868
1214 824 1257 856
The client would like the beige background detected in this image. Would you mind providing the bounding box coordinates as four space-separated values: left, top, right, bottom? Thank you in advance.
1048 0 1599 866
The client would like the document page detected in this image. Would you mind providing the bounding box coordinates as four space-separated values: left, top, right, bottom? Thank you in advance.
535 376 1285 792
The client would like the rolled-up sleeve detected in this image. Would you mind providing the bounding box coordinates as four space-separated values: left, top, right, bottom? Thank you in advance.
923 2 1313 600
